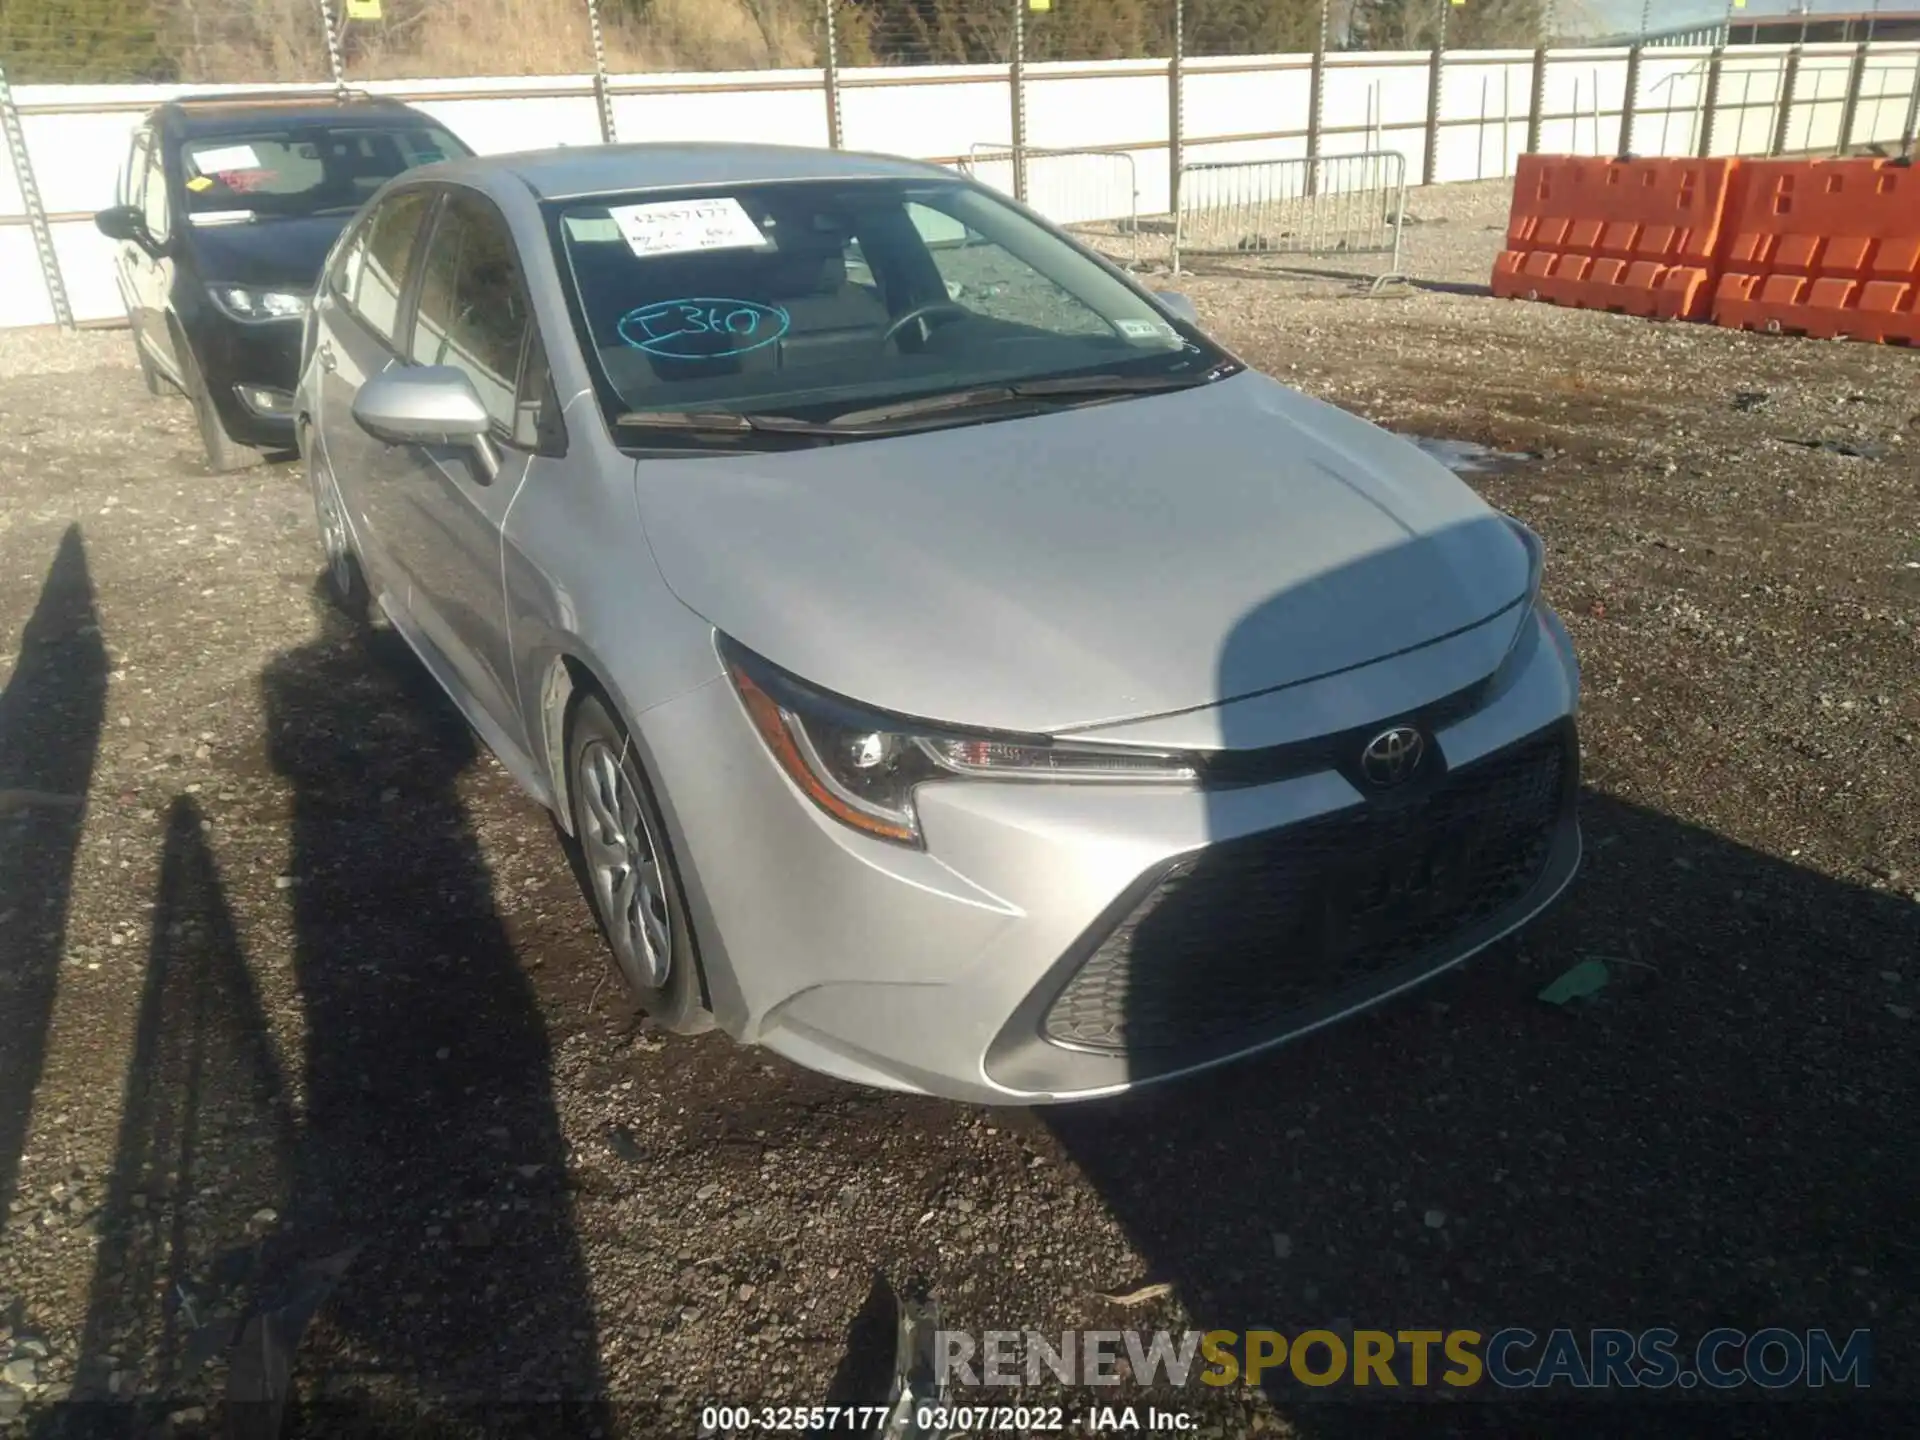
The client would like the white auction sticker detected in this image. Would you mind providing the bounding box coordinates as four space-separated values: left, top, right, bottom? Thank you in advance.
609 197 769 258
190 144 262 174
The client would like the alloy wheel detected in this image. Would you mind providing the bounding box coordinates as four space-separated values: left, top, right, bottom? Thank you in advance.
309 446 355 602
577 739 672 989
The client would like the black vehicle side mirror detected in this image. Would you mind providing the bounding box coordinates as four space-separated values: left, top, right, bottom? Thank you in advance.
94 205 145 244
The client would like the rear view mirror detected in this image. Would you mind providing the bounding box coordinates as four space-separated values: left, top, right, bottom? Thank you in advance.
352 366 498 480
1155 290 1200 325
94 205 144 243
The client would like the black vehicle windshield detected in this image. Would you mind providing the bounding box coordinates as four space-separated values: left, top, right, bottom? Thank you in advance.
549 177 1236 444
179 123 461 222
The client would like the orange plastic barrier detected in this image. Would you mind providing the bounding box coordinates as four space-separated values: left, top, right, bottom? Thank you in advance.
1711 158 1920 345
1492 154 1737 321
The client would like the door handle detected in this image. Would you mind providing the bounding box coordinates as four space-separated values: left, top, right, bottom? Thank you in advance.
316 343 336 373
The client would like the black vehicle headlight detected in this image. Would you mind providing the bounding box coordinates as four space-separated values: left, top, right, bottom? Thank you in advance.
207 284 308 323
722 638 1197 848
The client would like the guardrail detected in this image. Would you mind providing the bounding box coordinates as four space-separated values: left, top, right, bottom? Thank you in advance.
961 144 1140 268
1173 151 1409 288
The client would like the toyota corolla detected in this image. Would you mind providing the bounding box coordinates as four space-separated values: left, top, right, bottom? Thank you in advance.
295 142 1581 1104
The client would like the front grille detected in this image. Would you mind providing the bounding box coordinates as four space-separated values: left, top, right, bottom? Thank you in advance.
1042 727 1570 1053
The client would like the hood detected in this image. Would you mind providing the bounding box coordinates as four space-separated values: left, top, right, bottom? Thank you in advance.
183 212 347 291
633 371 1531 735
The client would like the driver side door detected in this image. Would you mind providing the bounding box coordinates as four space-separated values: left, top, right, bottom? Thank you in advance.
378 187 544 760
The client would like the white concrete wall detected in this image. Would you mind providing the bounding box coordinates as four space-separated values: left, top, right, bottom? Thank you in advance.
4 40 1918 329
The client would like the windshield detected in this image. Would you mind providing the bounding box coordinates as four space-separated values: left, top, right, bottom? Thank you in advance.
550 178 1233 444
180 123 462 222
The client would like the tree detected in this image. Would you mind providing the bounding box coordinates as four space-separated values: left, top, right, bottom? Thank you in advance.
840 0 1015 65
1348 0 1545 50
1181 0 1321 56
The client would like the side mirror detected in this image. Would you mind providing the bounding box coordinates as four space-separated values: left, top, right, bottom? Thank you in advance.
94 205 144 243
352 366 498 480
1154 290 1201 326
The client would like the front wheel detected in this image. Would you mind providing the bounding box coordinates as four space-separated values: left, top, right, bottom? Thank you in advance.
566 691 712 1032
131 332 167 396
306 426 378 626
182 345 261 474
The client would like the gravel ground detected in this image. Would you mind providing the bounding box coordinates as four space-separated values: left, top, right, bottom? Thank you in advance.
0 179 1916 1436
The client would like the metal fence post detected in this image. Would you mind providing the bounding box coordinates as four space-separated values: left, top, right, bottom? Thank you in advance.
1836 41 1869 156
1011 0 1027 202
586 0 618 144
1422 0 1448 186
0 61 72 331
1904 54 1920 158
1771 45 1801 157
1169 0 1184 254
1526 43 1548 154
823 0 843 149
1698 46 1726 157
1618 44 1642 156
318 0 348 99
1306 0 1328 196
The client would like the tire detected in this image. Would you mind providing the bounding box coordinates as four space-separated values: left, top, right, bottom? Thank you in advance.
182 344 261 474
565 690 712 1032
305 424 379 627
131 332 166 397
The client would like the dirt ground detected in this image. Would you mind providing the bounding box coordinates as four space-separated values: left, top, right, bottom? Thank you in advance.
0 180 1916 1436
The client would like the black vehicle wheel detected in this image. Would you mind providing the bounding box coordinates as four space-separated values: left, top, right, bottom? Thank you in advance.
182 346 261 474
565 690 712 1033
131 333 167 397
305 425 378 626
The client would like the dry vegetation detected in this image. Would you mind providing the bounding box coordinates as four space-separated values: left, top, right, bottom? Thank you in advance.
337 0 822 80
2 0 1606 85
0 0 823 84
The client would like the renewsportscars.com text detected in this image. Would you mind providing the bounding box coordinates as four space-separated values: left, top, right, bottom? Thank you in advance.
936 1326 1872 1392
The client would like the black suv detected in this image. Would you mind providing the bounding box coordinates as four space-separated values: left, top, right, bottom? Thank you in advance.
94 91 471 472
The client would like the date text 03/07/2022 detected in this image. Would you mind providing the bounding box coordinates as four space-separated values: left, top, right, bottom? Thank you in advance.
697 1404 1195 1433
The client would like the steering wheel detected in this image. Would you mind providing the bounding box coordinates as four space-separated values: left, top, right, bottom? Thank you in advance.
881 301 970 349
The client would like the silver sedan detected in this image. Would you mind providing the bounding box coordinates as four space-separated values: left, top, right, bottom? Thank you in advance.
296 142 1581 1104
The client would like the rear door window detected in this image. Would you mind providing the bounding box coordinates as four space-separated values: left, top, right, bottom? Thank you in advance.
408 189 531 431
347 187 434 348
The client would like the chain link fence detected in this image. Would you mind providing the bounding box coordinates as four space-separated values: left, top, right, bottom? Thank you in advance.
5 1 1920 327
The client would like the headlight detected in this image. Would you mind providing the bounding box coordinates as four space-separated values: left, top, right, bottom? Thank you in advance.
1504 514 1546 604
207 285 308 323
1486 515 1548 696
721 639 1197 847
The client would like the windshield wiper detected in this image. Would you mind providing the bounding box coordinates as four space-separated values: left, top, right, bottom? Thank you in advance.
822 374 1217 430
821 386 1018 429
1008 372 1217 398
613 371 1227 443
613 409 834 433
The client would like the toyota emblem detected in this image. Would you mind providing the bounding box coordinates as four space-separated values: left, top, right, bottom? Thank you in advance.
1359 725 1426 787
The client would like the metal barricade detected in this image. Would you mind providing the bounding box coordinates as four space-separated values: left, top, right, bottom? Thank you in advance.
1173 151 1410 288
961 144 1140 268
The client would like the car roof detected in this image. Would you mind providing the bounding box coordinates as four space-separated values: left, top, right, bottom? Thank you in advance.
156 92 423 139
414 142 957 202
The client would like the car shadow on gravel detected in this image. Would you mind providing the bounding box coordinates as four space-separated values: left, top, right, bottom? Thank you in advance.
1046 786 1917 1421
232 588 606 1425
0 526 106 1227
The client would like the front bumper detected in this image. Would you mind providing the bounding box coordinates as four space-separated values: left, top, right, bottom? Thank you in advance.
190 311 303 448
643 602 1582 1105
